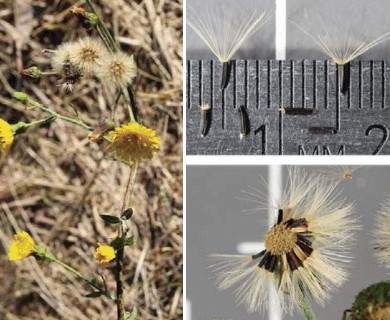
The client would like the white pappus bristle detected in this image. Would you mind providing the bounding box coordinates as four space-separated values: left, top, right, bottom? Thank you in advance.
187 4 269 62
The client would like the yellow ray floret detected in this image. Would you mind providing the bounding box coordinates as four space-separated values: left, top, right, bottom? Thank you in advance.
8 231 37 261
106 122 160 163
0 118 14 159
94 243 116 265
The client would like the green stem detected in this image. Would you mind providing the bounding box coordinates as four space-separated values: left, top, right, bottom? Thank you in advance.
23 117 55 129
86 0 118 52
44 253 115 302
115 163 138 319
298 292 316 320
19 94 92 131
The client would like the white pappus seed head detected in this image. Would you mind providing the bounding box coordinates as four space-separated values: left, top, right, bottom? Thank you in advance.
51 42 78 74
211 167 358 316
96 52 137 89
69 37 107 75
374 196 390 269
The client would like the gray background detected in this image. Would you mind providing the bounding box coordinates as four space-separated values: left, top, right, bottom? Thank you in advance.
186 166 389 320
186 0 390 60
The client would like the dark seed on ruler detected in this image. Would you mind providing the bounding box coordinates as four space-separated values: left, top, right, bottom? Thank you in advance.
302 127 336 134
221 61 232 90
258 251 271 268
280 108 314 115
199 105 211 137
277 209 284 224
238 105 250 140
339 62 350 95
252 249 266 260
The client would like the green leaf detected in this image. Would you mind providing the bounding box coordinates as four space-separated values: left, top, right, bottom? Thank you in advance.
83 291 103 298
110 237 122 250
126 307 138 320
124 237 133 247
123 208 133 220
100 214 121 224
110 236 133 250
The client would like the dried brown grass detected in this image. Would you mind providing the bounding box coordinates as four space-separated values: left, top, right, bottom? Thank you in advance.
0 0 182 319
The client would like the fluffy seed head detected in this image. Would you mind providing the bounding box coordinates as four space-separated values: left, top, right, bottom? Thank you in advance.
0 118 14 159
51 42 78 74
69 37 107 75
8 231 36 261
106 122 160 163
374 195 390 268
211 168 357 315
97 52 137 88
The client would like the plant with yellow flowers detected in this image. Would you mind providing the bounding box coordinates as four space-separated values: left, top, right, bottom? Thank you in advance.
6 1 162 319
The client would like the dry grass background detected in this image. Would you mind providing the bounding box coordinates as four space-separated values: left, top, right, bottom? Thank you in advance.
0 0 182 319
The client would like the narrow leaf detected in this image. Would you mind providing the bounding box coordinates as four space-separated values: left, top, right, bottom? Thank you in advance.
100 214 121 224
84 291 103 298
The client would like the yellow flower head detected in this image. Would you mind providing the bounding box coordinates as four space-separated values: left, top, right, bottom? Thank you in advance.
8 231 36 261
94 243 116 265
0 118 14 159
106 123 160 163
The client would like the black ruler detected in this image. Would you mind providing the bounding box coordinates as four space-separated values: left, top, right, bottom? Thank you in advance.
186 60 390 155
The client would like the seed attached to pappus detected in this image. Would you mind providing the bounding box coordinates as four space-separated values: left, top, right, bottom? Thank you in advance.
291 19 390 95
187 3 269 90
221 61 232 90
238 105 249 140
199 105 211 137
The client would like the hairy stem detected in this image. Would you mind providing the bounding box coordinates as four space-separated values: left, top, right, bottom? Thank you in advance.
44 253 115 301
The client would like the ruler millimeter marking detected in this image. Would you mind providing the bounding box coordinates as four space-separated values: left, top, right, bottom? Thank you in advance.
186 59 390 155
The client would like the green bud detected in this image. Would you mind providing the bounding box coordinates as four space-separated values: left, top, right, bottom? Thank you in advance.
344 281 390 320
21 66 42 79
11 122 28 135
13 91 29 102
86 12 99 27
34 245 47 259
